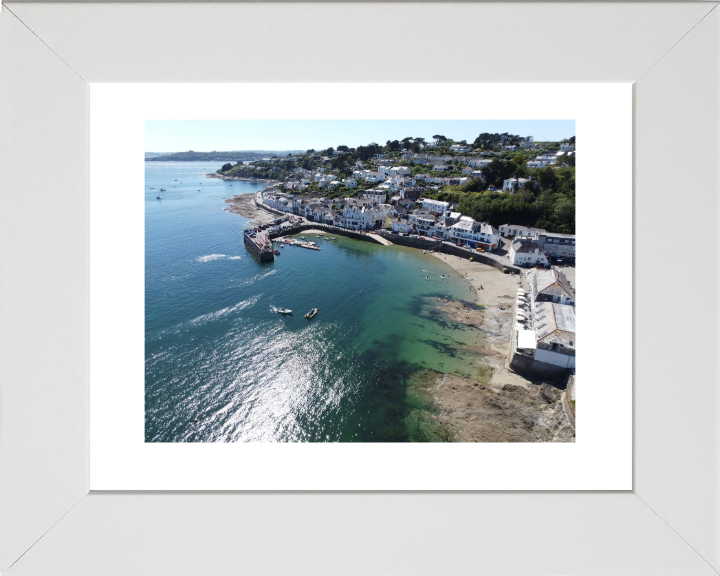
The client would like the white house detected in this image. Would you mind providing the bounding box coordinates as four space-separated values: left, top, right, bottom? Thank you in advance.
499 224 546 239
509 240 548 267
408 210 436 236
328 180 341 189
391 218 415 234
420 198 451 214
449 217 501 249
502 177 531 192
450 144 471 152
363 191 387 203
364 171 385 183
468 158 493 168
527 160 550 169
432 164 449 172
388 166 411 178
344 178 358 189
337 198 390 230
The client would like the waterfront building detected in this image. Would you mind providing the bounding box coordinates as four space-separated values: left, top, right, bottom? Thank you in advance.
448 217 501 249
516 302 576 371
509 240 549 267
408 210 436 236
527 268 575 305
391 217 415 234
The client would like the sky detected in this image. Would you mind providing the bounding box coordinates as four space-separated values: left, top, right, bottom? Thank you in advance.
145 120 575 153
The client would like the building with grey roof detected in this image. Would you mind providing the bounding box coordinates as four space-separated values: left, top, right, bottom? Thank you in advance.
527 268 575 305
509 240 548 267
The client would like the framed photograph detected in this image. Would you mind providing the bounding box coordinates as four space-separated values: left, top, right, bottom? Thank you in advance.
89 83 630 491
1 2 718 575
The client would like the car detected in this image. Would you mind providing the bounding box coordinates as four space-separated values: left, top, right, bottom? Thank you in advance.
390 231 399 235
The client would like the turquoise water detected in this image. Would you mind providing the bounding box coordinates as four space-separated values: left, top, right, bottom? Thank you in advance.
145 162 485 442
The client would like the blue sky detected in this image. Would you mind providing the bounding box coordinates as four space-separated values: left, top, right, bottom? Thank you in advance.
145 120 575 152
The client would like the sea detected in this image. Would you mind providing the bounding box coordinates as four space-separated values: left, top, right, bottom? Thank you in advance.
145 161 487 442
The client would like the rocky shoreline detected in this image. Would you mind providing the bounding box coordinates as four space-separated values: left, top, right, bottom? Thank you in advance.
206 172 280 185
419 261 574 442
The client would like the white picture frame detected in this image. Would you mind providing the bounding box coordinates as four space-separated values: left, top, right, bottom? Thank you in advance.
1 2 718 575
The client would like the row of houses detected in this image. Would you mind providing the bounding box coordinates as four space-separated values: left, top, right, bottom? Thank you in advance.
391 210 502 248
263 191 392 230
397 153 496 168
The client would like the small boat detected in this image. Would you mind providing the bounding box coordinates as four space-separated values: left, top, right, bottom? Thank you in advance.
274 249 280 255
156 195 162 200
160 188 166 191
305 308 318 319
298 236 306 240
277 308 292 315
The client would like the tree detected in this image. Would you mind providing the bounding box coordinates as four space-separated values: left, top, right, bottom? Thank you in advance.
556 153 576 168
337 145 350 152
221 163 232 172
306 149 315 155
433 134 447 146
568 136 576 145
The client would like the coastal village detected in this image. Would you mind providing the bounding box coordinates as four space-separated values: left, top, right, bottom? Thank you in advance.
217 133 577 440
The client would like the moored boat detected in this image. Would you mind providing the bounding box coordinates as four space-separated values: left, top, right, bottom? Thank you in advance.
305 308 318 319
274 249 280 255
277 308 292 315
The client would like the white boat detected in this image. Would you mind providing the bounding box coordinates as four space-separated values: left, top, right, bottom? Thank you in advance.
276 308 292 315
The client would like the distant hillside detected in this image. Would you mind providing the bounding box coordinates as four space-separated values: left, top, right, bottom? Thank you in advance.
146 150 305 162
145 152 169 158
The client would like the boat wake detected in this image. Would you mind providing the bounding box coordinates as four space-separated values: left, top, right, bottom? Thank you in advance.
188 294 262 327
196 254 241 263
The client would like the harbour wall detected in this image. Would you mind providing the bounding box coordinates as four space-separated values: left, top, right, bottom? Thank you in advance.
273 223 385 245
243 234 274 262
439 244 520 275
376 231 442 250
